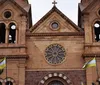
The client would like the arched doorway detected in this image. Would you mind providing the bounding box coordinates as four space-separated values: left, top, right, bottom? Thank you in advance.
39 73 73 85
5 81 13 85
48 80 64 85
44 77 68 85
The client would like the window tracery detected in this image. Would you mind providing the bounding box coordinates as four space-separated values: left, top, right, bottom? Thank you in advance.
45 44 66 64
0 22 17 44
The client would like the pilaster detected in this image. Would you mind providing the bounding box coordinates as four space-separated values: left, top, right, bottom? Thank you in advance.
18 59 26 85
84 14 92 44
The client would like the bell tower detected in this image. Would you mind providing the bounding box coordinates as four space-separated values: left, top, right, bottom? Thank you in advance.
78 0 100 85
0 0 32 85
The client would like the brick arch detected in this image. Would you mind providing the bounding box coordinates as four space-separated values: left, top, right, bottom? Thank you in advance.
0 78 3 83
4 77 15 83
39 73 73 85
8 21 18 30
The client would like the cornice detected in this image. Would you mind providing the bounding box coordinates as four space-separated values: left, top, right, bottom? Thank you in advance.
83 53 100 57
0 55 29 59
26 32 84 37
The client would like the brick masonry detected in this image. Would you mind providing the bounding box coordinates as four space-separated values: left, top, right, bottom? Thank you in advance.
25 70 86 85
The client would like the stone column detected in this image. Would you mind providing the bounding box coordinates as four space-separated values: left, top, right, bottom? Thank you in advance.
16 27 18 44
5 26 9 44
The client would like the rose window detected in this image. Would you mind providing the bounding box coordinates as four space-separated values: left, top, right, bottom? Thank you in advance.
45 44 66 64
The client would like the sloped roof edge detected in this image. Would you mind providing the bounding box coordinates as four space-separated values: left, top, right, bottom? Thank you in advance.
30 6 83 32
14 0 31 12
82 0 98 13
0 0 28 14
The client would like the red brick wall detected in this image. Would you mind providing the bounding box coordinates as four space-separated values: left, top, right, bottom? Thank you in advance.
25 70 86 85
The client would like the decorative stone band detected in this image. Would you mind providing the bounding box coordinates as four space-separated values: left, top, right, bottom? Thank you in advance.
39 73 73 85
83 53 100 57
0 55 29 59
26 32 84 36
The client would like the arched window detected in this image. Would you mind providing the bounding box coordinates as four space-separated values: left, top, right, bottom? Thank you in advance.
94 21 100 42
48 80 64 85
0 69 3 75
8 23 16 43
0 23 6 43
5 81 13 85
0 81 2 85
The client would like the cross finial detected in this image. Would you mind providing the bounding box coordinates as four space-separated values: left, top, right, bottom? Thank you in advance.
52 0 57 6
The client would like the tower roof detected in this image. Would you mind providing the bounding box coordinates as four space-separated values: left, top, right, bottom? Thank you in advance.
79 0 95 12
0 0 30 12
14 0 30 12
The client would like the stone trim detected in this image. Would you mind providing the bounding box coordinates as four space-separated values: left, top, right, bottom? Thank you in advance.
83 53 100 57
39 73 73 85
4 77 15 83
0 46 26 49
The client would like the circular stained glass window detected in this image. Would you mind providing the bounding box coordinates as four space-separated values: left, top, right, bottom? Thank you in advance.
51 22 58 28
50 21 59 30
45 44 66 64
4 11 11 19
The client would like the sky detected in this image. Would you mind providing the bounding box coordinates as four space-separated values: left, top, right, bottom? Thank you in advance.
28 0 81 25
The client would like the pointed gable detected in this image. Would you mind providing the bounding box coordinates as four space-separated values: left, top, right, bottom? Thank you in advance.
0 0 32 27
0 0 28 14
30 6 83 33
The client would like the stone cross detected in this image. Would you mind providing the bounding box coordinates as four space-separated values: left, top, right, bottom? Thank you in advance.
52 0 57 6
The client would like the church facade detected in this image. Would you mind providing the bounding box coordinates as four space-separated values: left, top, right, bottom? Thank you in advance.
0 0 100 85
